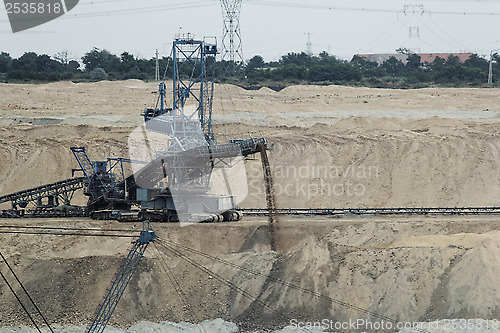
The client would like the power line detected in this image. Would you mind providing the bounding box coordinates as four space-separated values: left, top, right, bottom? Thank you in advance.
0 1 217 23
248 0 500 16
418 35 448 52
421 0 500 2
354 14 415 54
425 14 470 50
249 1 398 13
354 3 480 55
353 18 403 54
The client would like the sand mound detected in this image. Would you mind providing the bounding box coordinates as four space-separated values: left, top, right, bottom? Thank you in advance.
391 231 500 249
257 86 278 94
225 228 481 326
0 125 130 202
332 116 403 131
121 79 149 89
46 81 77 87
370 117 403 131
238 226 500 326
408 116 469 136
446 239 500 318
241 116 500 209
332 116 373 130
3 114 499 210
409 116 467 129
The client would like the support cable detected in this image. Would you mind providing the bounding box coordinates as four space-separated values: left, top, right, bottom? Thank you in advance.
0 251 54 333
158 238 430 333
0 270 42 333
155 242 300 332
152 243 207 333
0 225 137 233
0 230 136 238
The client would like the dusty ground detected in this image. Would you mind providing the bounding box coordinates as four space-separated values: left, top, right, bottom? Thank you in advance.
1 81 500 331
2 215 500 332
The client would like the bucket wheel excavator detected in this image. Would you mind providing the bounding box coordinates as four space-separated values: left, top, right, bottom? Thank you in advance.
0 35 268 223
77 34 268 223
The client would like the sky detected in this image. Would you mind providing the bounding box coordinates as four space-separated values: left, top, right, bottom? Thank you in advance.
0 0 499 63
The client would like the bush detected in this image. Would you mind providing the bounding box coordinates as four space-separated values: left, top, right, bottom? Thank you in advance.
90 67 109 81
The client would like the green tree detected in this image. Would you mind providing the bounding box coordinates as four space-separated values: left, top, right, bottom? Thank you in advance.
11 52 37 72
82 48 120 75
446 55 461 66
351 55 378 69
0 52 12 72
381 56 405 76
67 60 81 72
54 50 69 66
247 55 265 69
406 54 422 71
431 54 486 84
35 54 60 72
404 54 430 83
280 52 312 67
464 54 488 72
396 47 411 55
245 55 265 78
351 55 384 79
277 63 307 81
120 51 135 73
7 52 65 81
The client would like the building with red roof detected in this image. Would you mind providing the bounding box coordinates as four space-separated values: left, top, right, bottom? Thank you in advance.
354 53 474 65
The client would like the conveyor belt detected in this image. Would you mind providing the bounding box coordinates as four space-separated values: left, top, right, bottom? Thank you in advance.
0 177 85 208
238 207 500 216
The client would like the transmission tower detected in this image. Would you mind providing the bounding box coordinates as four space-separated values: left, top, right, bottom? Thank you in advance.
306 33 313 56
220 0 244 64
402 4 424 54
155 49 159 81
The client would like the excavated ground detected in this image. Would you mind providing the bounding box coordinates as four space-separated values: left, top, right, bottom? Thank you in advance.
2 215 500 332
1 81 500 332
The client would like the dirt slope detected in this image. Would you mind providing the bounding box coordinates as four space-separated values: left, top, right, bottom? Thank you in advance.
3 217 500 331
2 117 499 210
1 81 500 331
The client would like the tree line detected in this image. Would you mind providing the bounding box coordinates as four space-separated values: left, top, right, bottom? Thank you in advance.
0 48 498 88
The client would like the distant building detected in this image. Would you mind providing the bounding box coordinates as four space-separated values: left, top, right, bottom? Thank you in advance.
353 53 474 65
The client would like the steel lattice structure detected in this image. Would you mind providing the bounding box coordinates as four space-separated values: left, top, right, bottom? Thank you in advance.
220 0 244 64
86 221 157 333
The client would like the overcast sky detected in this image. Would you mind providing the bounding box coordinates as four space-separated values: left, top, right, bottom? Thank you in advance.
1 0 499 62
